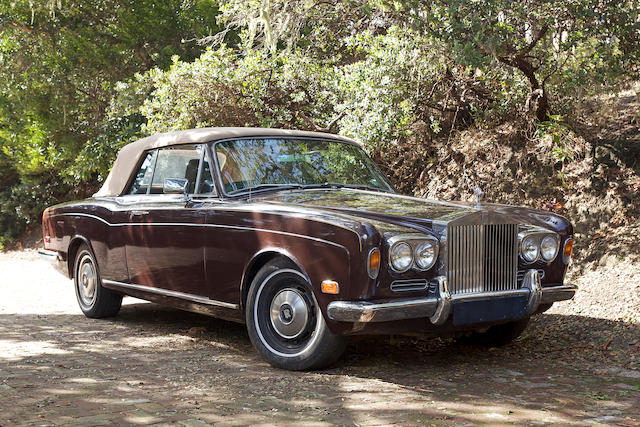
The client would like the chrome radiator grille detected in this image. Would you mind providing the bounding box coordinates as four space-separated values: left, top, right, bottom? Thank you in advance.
447 223 518 295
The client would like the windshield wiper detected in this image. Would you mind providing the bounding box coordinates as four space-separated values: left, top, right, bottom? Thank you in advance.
300 183 391 193
230 182 391 196
228 183 303 196
339 184 392 193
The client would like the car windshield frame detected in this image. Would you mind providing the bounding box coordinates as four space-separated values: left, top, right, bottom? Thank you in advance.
210 137 396 198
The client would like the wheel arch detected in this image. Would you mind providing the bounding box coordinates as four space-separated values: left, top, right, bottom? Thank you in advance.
67 235 94 278
240 248 309 313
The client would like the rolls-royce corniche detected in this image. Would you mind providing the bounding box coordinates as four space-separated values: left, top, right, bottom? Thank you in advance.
39 128 576 370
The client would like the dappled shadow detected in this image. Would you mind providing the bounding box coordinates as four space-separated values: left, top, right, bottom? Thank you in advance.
596 138 640 175
1 302 638 425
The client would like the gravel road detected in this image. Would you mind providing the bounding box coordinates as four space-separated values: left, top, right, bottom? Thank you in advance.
1 249 638 426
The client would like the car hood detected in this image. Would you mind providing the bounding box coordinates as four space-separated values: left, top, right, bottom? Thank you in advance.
254 189 572 236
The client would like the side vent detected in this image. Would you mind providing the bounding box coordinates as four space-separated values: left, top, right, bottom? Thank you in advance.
390 279 429 292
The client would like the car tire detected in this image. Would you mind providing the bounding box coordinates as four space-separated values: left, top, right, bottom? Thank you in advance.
73 244 122 318
458 317 530 347
246 259 347 371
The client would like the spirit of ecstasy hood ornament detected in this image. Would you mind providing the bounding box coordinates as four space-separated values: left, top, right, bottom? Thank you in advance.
474 187 485 208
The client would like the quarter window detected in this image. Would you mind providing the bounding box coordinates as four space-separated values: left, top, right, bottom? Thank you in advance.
151 145 201 194
198 150 215 194
128 150 157 195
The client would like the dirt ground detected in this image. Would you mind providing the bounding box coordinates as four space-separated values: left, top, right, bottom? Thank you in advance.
0 249 638 426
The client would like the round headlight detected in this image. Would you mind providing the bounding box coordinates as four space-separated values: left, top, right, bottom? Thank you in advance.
390 242 412 272
414 241 437 270
521 235 539 262
540 235 559 261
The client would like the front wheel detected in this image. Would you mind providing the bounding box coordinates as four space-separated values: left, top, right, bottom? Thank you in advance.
74 244 122 318
246 259 347 370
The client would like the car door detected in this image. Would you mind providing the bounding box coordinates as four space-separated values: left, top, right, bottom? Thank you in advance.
121 144 216 297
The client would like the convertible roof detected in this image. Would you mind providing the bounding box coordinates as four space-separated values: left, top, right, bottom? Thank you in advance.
94 127 358 197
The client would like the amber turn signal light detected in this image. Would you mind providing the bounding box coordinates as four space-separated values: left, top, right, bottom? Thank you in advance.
367 247 381 279
563 238 574 264
321 280 340 294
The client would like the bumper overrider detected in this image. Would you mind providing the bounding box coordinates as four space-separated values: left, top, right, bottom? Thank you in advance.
327 269 577 324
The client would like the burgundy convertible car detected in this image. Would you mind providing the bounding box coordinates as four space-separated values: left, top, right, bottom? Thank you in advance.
39 128 576 370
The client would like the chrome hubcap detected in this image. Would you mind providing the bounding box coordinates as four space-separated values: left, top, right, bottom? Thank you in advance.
269 288 309 339
78 255 97 307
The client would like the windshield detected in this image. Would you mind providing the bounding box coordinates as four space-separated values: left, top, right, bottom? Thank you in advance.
214 138 394 195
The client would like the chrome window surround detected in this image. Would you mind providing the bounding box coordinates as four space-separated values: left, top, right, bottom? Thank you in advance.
517 227 560 264
386 234 440 273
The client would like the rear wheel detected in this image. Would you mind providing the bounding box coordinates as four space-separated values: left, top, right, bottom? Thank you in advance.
458 318 530 347
246 259 347 370
74 244 122 318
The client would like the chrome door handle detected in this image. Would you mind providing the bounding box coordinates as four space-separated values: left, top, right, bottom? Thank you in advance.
129 210 149 217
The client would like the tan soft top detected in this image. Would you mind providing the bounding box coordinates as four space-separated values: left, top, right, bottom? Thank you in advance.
94 127 358 197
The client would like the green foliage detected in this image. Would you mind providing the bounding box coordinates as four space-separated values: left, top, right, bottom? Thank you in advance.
390 0 640 120
67 113 145 183
2 0 640 245
0 170 69 245
0 0 225 243
537 115 580 187
113 46 343 135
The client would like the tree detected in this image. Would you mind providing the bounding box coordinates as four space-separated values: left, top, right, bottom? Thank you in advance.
0 0 222 243
390 0 640 121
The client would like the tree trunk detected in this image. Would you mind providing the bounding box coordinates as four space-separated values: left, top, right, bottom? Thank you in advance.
502 56 550 121
533 89 549 122
497 25 551 121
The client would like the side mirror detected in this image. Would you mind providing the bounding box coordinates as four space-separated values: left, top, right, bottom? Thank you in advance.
163 178 189 198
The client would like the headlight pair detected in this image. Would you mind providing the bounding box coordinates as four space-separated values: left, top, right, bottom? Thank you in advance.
519 231 560 263
388 235 439 273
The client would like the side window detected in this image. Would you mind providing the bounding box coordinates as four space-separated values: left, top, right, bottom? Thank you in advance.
149 144 216 195
128 150 157 195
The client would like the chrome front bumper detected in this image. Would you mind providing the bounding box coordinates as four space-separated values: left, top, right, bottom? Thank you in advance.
327 269 577 324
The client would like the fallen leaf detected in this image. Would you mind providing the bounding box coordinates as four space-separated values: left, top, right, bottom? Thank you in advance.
603 337 614 351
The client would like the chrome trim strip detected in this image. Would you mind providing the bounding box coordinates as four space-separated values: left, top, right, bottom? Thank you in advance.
102 279 239 310
48 212 347 250
450 288 531 301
